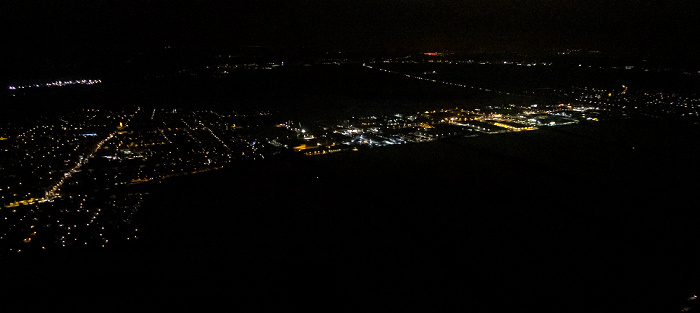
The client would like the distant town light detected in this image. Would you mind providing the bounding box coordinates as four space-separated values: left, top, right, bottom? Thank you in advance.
7 79 101 90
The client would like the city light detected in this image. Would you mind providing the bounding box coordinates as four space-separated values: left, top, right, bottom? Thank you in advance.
8 79 101 90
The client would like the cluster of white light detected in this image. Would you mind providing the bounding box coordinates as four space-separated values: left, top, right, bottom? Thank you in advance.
8 79 102 90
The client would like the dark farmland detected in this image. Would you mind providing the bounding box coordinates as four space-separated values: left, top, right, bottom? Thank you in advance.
1 64 490 124
5 61 698 127
380 62 700 94
3 117 699 312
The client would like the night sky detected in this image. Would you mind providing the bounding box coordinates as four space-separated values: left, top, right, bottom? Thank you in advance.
4 0 699 67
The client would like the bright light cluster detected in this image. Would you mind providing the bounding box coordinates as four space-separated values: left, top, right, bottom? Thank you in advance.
8 79 102 90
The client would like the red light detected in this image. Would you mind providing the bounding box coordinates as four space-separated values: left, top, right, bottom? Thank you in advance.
424 52 437 56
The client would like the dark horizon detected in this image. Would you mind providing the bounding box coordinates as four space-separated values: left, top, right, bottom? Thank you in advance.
4 0 700 79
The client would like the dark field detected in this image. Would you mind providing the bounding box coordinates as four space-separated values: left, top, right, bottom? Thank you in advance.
3 117 699 312
2 65 488 124
381 62 700 94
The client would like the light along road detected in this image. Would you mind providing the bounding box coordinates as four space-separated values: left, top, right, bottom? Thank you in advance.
2 131 116 208
44 132 115 200
3 109 139 208
363 63 513 95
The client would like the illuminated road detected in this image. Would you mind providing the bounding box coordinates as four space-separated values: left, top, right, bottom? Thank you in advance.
44 108 139 201
363 63 513 96
45 132 115 200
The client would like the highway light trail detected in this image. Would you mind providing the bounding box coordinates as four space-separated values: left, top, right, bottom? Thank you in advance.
363 63 514 96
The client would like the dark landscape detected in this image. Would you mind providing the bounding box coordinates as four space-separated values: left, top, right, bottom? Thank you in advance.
2 1 700 312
